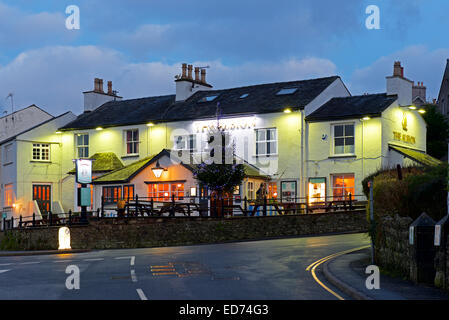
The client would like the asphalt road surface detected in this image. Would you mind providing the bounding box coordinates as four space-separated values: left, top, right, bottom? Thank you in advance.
0 233 370 300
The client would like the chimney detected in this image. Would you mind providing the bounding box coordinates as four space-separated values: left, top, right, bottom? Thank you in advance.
107 81 113 95
175 63 212 102
187 65 193 80
393 61 402 77
194 67 200 82
182 63 187 79
98 79 104 93
83 78 122 113
201 68 206 83
386 61 413 106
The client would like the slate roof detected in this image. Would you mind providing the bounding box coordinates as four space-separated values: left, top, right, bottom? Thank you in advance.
305 93 398 122
389 145 442 167
68 152 124 174
92 149 270 184
59 76 340 130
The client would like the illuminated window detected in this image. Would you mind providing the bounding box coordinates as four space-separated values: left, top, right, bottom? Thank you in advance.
123 185 134 200
103 186 122 204
148 183 185 201
4 184 14 207
256 128 277 156
247 181 254 200
333 124 354 155
32 143 50 161
308 178 326 204
76 134 89 158
332 174 355 201
125 129 139 155
268 182 278 199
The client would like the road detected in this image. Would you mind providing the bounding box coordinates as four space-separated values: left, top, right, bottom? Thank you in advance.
0 233 370 300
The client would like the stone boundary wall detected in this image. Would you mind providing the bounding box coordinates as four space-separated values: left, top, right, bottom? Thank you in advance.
0 211 368 250
374 214 413 277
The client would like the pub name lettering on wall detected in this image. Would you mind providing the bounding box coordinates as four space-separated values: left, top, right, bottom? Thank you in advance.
194 118 257 133
393 131 416 144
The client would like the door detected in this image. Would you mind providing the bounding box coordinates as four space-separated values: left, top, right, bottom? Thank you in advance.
33 185 51 215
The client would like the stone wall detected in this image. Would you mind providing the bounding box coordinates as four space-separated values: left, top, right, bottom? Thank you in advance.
435 235 449 290
374 214 413 277
0 211 368 250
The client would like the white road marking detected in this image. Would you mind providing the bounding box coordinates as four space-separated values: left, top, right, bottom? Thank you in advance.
83 258 104 262
136 288 148 300
130 269 137 282
0 263 13 266
114 256 134 260
19 262 40 265
130 256 135 266
0 270 10 274
54 260 73 263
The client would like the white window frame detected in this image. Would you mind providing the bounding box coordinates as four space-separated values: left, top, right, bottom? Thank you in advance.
174 134 196 152
76 133 89 158
331 173 355 200
255 128 277 156
332 122 355 156
124 129 140 156
32 143 50 162
3 144 13 164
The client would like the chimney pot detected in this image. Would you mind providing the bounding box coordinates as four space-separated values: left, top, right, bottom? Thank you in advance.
187 65 193 80
98 79 104 93
194 67 200 82
182 63 187 79
107 81 113 95
201 68 206 83
393 61 403 77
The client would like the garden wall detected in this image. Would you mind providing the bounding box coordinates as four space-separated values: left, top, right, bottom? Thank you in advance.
0 211 368 250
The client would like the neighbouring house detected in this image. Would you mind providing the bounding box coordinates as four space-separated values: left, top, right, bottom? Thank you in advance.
0 111 76 228
437 59 449 116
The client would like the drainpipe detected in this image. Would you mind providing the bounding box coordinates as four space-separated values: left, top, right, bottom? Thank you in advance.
305 115 309 201
300 110 305 199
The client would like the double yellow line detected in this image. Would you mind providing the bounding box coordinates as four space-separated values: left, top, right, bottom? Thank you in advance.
305 245 370 300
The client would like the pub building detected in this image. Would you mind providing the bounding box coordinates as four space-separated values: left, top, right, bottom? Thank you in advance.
1 61 439 222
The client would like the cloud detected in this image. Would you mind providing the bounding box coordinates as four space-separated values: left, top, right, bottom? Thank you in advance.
0 46 337 115
349 45 449 99
0 2 75 49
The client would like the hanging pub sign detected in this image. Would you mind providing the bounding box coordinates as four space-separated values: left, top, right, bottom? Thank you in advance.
75 159 93 184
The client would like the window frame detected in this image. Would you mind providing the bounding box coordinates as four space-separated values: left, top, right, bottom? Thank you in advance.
331 173 355 201
173 134 196 152
4 183 14 208
255 128 278 157
32 143 50 162
3 143 13 164
102 186 122 205
124 129 140 156
76 133 89 158
331 122 355 156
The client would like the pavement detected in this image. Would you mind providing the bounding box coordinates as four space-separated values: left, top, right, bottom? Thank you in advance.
323 247 449 300
0 249 91 256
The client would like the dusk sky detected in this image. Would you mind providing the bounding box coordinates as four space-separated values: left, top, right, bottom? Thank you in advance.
0 0 448 116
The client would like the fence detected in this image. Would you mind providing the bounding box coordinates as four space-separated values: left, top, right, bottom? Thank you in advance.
2 194 367 231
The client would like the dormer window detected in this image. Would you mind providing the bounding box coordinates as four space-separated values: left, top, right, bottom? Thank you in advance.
199 95 218 103
276 88 298 95
239 93 249 99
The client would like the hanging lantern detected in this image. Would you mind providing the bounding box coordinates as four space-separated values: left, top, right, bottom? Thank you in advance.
151 160 166 178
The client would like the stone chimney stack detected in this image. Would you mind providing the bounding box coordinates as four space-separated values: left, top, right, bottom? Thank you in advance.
175 63 213 102
83 78 122 113
386 61 413 106
412 81 427 106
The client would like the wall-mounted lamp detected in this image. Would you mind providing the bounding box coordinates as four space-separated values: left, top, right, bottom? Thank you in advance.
418 109 426 114
55 131 62 134
361 116 371 121
283 108 292 114
96 127 103 131
147 122 155 127
151 160 167 178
